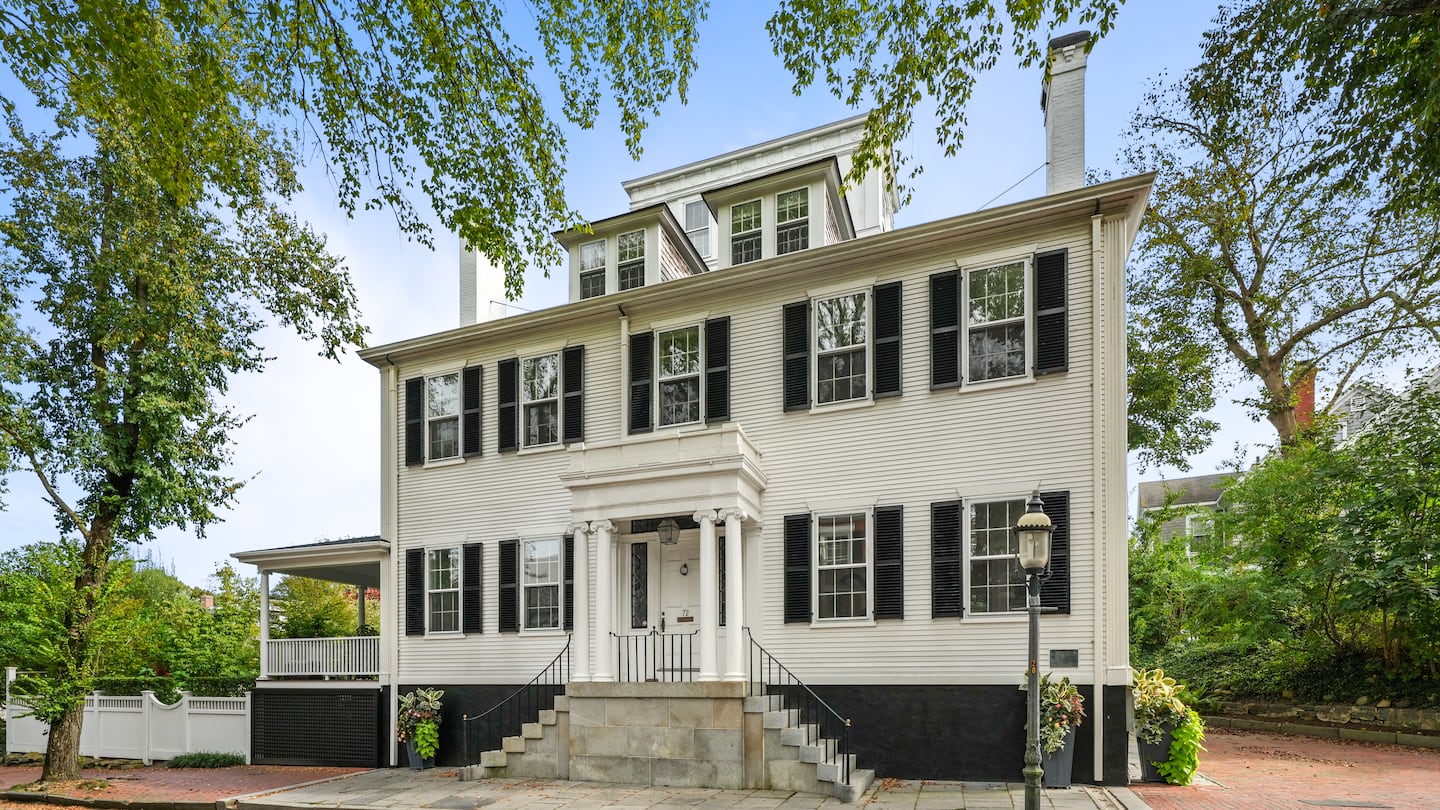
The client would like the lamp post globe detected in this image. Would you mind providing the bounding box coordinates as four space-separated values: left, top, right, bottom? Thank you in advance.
1015 491 1052 810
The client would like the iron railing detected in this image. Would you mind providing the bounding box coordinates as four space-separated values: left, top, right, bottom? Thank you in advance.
745 627 852 785
611 629 699 682
461 638 569 765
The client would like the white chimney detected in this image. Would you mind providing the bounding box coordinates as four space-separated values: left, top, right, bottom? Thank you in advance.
459 243 509 326
1041 30 1089 195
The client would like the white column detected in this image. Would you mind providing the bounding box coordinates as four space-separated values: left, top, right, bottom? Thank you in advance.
258 570 271 680
694 509 720 681
720 509 746 681
570 523 593 682
592 520 616 682
356 583 367 633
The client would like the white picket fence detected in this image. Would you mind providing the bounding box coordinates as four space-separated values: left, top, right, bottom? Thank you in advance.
3 669 250 764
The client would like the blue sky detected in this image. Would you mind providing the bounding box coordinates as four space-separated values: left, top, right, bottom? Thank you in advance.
3 2 1280 586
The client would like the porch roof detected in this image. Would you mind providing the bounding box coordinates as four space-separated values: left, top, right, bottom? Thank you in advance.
232 535 388 588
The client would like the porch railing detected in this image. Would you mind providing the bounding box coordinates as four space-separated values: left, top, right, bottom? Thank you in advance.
264 636 379 678
462 638 569 765
746 628 852 785
611 629 699 682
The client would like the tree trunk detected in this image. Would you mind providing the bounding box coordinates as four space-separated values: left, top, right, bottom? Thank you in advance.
1267 403 1299 449
41 703 86 782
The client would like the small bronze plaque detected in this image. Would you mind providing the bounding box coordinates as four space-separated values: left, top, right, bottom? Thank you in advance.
1049 649 1079 668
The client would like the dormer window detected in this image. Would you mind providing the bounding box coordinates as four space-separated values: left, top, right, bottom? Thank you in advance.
685 201 711 258
618 230 645 291
777 189 809 255
579 240 606 299
731 199 762 265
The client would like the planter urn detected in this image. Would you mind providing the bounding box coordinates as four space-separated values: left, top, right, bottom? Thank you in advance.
1041 726 1078 788
1137 725 1175 783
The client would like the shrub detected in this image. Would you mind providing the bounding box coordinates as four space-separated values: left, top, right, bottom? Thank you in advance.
167 752 245 768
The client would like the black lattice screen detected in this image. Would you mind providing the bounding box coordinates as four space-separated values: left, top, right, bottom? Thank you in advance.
251 688 382 766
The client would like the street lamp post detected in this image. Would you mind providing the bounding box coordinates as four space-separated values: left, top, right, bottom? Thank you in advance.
1015 491 1054 810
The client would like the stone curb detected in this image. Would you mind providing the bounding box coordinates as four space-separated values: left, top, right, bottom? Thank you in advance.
1099 786 1152 810
215 768 375 809
0 791 213 810
1204 715 1440 749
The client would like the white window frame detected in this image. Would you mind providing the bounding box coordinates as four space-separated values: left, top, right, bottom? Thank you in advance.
579 239 606 299
775 188 809 255
813 510 872 622
521 352 560 448
965 498 1029 616
1185 512 1215 556
684 201 711 259
617 229 646 291
961 258 1032 385
426 546 461 633
656 324 703 428
522 538 563 631
425 372 461 462
813 289 871 406
730 199 763 265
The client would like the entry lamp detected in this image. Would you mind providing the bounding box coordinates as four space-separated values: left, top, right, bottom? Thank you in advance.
657 517 680 546
1014 491 1053 574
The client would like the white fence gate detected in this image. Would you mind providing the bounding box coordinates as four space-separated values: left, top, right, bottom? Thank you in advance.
3 668 250 764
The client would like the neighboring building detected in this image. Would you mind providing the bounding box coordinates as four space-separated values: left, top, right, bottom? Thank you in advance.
1136 473 1232 554
234 31 1147 792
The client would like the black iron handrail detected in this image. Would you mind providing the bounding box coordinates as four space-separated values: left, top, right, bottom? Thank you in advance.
611 629 699 682
461 637 569 765
745 627 852 785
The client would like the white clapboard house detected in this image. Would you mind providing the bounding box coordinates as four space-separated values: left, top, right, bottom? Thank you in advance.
233 31 1148 795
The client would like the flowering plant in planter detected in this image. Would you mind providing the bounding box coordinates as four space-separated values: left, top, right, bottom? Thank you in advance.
397 688 444 759
1131 668 1187 744
1021 673 1086 754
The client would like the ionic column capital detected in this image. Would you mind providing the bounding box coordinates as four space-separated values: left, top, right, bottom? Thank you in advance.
692 509 718 526
717 508 747 524
568 522 593 537
591 519 616 535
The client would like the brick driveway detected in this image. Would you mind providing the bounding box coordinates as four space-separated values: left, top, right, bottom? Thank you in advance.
0 763 363 808
1132 726 1440 809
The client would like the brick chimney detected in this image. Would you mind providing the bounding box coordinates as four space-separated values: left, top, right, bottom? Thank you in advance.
1041 31 1090 195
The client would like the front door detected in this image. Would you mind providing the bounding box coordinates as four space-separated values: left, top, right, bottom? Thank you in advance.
659 540 700 632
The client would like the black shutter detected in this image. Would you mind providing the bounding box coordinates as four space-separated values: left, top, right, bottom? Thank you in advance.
705 317 731 422
498 539 518 632
874 505 904 619
873 282 902 398
931 500 963 618
462 366 482 457
1039 491 1071 613
930 271 961 389
405 548 424 635
782 301 810 411
563 535 575 631
783 513 811 623
462 542 483 633
404 377 424 465
629 332 654 434
497 359 518 453
1034 250 1068 375
562 345 585 443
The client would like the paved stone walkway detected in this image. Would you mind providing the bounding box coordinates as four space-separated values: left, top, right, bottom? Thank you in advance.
239 769 1128 810
0 763 364 807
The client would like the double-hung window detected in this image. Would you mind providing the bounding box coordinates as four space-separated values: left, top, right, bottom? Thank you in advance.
522 353 560 447
815 291 868 404
731 199 762 265
816 512 869 620
427 547 460 632
426 372 461 461
579 240 606 300
618 230 645 291
1186 512 1215 555
685 201 710 258
523 538 562 629
966 261 1027 382
776 189 809 255
968 499 1027 614
658 325 701 427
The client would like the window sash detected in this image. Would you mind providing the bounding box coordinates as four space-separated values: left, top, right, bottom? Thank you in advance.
776 189 809 255
685 201 710 258
816 512 870 620
968 499 1026 614
522 354 559 446
618 261 644 291
657 326 701 427
965 261 1028 383
579 240 605 272
523 539 562 629
579 269 605 299
731 200 762 265
815 293 868 404
426 373 461 460
427 548 460 632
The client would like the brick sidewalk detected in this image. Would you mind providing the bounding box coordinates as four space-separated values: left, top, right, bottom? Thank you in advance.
1132 726 1440 809
0 764 365 809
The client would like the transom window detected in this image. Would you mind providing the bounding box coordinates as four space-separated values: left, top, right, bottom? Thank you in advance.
522 354 559 447
658 325 701 427
776 189 809 255
815 292 868 404
579 240 606 299
523 539 562 629
426 372 460 461
731 199 762 265
969 499 1027 614
427 547 460 632
618 230 645 291
967 261 1027 382
685 201 710 258
816 512 869 620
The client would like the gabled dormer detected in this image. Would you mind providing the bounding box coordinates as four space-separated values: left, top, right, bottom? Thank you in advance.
555 204 708 303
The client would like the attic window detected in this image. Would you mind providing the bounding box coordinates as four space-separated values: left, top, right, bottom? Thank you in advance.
685 201 710 258
776 189 809 255
618 230 645 291
731 200 762 265
579 240 605 299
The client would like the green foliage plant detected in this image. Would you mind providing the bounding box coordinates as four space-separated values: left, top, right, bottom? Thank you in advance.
397 688 444 758
1155 709 1205 786
1020 673 1086 754
166 751 245 768
1131 668 1187 745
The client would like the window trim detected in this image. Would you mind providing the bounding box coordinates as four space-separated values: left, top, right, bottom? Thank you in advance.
521 352 561 448
617 228 646 291
963 497 1030 617
812 509 874 624
684 200 711 259
424 371 462 463
813 288 872 407
656 324 704 428
960 256 1034 386
426 546 462 634
521 538 564 632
